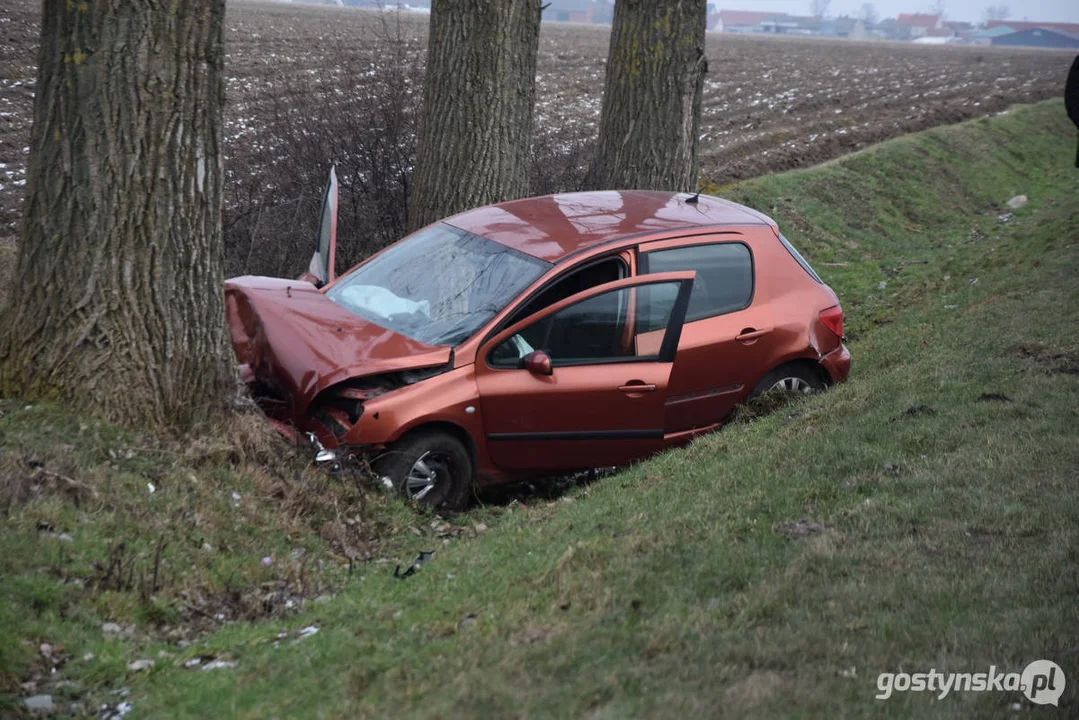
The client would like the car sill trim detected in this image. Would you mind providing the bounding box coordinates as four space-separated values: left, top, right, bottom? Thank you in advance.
487 429 664 441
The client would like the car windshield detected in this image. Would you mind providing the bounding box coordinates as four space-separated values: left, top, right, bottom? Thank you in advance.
326 223 551 346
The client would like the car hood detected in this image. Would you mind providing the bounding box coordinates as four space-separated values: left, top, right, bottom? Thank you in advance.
225 276 452 416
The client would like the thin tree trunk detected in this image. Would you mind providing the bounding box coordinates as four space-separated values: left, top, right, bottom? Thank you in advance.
408 0 542 231
0 0 229 427
592 0 708 192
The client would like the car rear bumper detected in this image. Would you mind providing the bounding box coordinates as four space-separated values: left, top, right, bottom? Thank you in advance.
820 343 851 385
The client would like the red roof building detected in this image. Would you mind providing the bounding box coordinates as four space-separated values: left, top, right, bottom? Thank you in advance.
894 13 941 38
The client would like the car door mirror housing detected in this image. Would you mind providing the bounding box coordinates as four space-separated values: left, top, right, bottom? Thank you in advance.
521 350 553 376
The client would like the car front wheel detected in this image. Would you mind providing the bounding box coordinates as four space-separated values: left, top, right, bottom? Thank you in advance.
374 429 473 512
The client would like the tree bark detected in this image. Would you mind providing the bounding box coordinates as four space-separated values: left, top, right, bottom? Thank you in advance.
408 0 542 231
592 0 708 192
0 0 229 427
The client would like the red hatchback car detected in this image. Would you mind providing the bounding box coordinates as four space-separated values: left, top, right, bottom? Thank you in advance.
226 175 850 509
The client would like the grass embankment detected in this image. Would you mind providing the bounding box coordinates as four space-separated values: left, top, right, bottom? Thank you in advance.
2 100 1078 717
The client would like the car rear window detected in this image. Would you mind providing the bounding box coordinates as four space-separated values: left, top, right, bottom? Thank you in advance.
640 242 753 323
777 232 823 284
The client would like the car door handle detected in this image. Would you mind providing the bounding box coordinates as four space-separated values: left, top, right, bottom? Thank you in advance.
618 382 656 393
736 327 772 343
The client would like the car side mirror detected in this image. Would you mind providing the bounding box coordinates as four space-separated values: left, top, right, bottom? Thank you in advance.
521 350 553 376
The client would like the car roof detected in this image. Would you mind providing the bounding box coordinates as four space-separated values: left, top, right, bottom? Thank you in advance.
442 190 776 263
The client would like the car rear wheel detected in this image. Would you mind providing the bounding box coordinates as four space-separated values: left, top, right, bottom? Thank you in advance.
374 430 472 512
750 363 826 400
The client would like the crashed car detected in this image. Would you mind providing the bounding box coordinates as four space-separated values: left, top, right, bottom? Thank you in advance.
225 170 850 510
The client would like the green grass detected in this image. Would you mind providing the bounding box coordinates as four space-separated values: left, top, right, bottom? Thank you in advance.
3 100 1078 717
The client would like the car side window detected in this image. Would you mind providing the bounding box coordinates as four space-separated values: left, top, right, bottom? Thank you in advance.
640 243 753 323
503 256 627 329
489 281 682 368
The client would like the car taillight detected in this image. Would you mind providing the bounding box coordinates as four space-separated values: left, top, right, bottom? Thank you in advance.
819 305 844 339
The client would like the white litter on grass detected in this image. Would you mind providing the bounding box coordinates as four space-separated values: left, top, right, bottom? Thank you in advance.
298 625 319 640
111 700 134 718
201 660 237 671
147 482 156 494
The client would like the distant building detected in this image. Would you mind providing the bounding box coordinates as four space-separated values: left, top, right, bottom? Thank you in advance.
894 13 941 40
841 17 869 39
990 27 1079 49
970 25 1016 45
710 8 866 39
713 10 777 32
760 14 819 35
986 19 1079 36
542 0 613 24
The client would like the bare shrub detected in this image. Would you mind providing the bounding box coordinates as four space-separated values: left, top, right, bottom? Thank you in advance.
223 12 424 279
530 122 596 196
222 11 600 281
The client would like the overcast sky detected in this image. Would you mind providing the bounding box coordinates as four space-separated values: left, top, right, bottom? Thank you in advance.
727 0 1079 23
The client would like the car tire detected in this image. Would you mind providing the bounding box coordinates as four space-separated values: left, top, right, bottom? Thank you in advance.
750 363 826 400
374 430 473 512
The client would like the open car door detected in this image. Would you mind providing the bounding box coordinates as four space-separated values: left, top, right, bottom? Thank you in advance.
299 166 338 288
475 271 695 472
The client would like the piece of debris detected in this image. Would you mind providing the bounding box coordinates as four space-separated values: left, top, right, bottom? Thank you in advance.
24 695 54 714
201 660 237 671
147 482 156 494
126 659 154 672
394 550 436 579
183 658 203 669
997 212 1013 223
298 625 319 640
977 392 1013 402
945 304 960 309
261 556 273 566
876 281 887 290
1005 194 1028 209
110 700 135 718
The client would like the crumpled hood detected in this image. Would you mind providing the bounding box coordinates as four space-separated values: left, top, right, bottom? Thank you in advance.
225 276 452 416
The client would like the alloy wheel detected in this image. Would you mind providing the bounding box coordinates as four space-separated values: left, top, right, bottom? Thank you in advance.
769 376 816 395
405 451 452 501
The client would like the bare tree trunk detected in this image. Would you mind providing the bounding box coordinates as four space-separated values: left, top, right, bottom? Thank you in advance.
592 0 708 192
0 0 229 427
408 0 542 231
